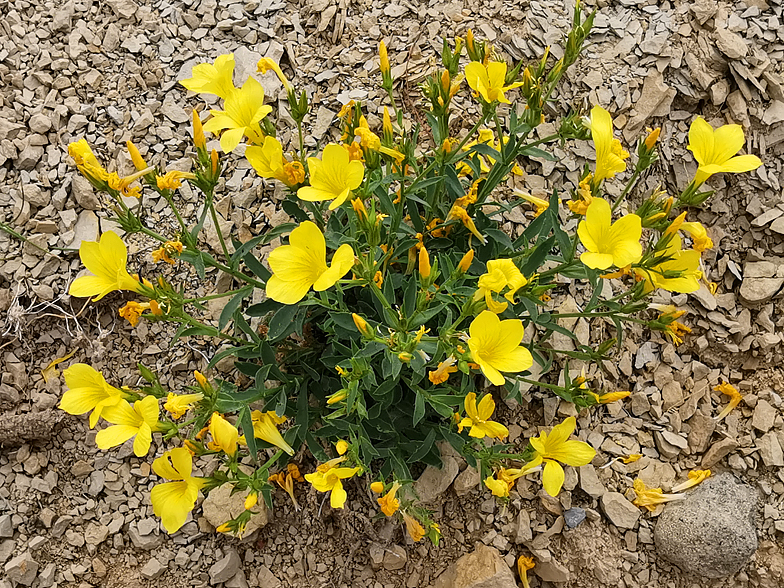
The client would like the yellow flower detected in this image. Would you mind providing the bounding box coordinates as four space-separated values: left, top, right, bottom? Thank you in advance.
269 469 301 510
95 396 160 457
150 447 205 533
589 105 629 182
515 190 549 217
644 127 661 150
68 138 109 182
632 478 685 512
377 481 401 516
69 231 143 301
457 249 474 273
156 171 195 191
419 246 432 279
370 481 384 493
335 440 350 455
163 393 203 420
107 171 143 199
249 410 294 455
472 258 527 313
379 40 390 77
518 555 535 588
207 412 238 455
465 61 523 104
448 205 486 243
634 235 701 294
672 469 711 492
529 417 596 496
119 301 155 327
151 240 184 265
714 382 743 421
256 57 293 92
246 136 303 187
485 475 510 498
687 117 762 185
203 76 271 153
298 144 365 209
180 53 237 100
304 457 361 509
266 221 355 304
60 364 126 428
578 198 642 270
622 454 642 464
680 221 713 252
402 511 425 542
567 175 594 215
428 357 458 385
457 391 509 439
466 311 533 387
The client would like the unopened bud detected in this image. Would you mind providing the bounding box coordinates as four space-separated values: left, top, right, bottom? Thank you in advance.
126 140 148 171
244 493 258 510
457 249 474 273
352 313 371 337
370 482 384 493
644 127 660 150
419 247 431 279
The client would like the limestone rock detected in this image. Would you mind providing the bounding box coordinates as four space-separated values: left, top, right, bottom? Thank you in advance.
202 483 268 534
71 175 101 210
600 492 640 530
4 551 39 586
578 465 606 498
209 549 241 584
534 557 570 583
701 437 738 468
453 466 480 496
715 29 748 60
430 545 517 588
654 474 757 578
414 453 460 504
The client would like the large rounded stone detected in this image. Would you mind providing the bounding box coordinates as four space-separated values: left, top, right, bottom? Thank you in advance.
654 473 758 578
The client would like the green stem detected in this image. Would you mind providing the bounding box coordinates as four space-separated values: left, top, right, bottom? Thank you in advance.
208 198 231 262
611 168 641 213
183 289 248 304
297 121 305 164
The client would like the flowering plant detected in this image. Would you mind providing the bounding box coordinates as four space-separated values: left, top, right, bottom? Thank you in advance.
57 1 761 542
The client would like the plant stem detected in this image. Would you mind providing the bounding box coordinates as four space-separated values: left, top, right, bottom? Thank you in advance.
612 169 641 213
208 198 231 262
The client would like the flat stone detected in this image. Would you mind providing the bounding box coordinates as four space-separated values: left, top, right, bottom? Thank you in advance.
209 549 241 584
687 412 716 454
83 523 110 546
578 465 606 498
68 210 100 249
600 492 640 530
654 474 757 578
414 454 460 504
383 545 407 571
739 277 784 305
141 557 166 579
751 399 777 433
534 557 570 583
453 466 480 496
202 484 268 534
0 539 14 564
758 432 784 467
715 29 748 59
701 438 738 468
71 175 101 210
0 515 12 538
430 545 517 588
514 509 533 543
564 507 586 529
625 70 676 134
4 551 39 586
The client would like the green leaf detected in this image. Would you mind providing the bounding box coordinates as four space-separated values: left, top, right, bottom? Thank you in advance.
179 250 206 278
413 391 426 426
219 286 253 330
245 299 282 317
267 304 299 341
281 199 310 222
239 408 258 464
243 252 271 282
520 145 557 161
403 275 418 317
406 428 436 463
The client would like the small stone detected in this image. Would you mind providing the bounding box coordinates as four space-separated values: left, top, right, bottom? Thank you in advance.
38 562 56 587
654 474 757 578
564 507 586 529
4 551 39 586
740 277 784 305
514 509 533 543
16 145 44 170
71 175 101 210
202 484 268 533
141 557 166 580
414 454 460 504
715 29 748 60
87 470 105 496
751 399 777 433
383 545 407 571
92 557 107 578
453 466 480 496
70 460 94 478
209 549 241 584
763 101 784 125
0 515 12 538
369 544 385 571
431 545 517 588
701 438 738 468
162 95 190 124
578 465 606 498
256 566 281 588
534 557 570 583
600 492 640 530
28 114 52 134
84 523 110 546
0 539 14 564
687 412 716 454
758 432 784 467
68 210 100 249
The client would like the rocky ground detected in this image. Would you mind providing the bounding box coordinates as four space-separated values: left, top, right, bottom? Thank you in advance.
2 0 784 586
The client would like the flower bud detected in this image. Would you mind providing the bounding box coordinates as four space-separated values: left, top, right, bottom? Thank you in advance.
398 352 413 362
379 40 390 77
192 110 206 151
244 492 258 510
194 370 209 389
335 440 349 455
352 313 371 337
126 140 148 172
644 127 660 150
457 249 474 273
370 482 384 493
210 149 219 175
419 247 431 279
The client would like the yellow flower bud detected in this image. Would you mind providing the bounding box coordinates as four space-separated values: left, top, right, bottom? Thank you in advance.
419 246 431 279
244 493 258 510
194 370 208 389
210 149 219 175
192 109 206 150
335 440 349 455
644 127 661 150
370 481 384 493
352 313 371 337
383 106 393 138
398 352 413 362
327 390 347 405
457 249 474 273
379 41 390 76
126 140 148 171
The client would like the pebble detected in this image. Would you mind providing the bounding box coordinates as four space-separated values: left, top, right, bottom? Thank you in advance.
701 438 738 468
431 545 517 588
600 493 640 530
209 549 242 584
534 557 571 583
578 465 606 498
0 515 13 538
4 551 39 586
655 474 757 578
752 399 777 433
564 507 587 529
141 557 167 579
382 545 407 571
413 453 460 504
